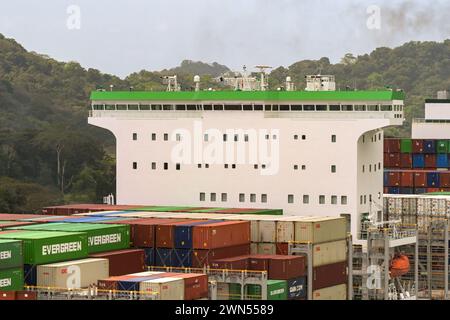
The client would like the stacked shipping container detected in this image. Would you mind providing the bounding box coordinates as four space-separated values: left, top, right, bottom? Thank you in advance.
384 138 450 194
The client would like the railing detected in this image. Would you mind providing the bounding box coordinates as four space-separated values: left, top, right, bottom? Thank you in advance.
413 118 450 124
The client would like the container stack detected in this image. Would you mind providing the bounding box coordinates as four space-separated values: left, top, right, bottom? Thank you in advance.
384 138 450 194
0 239 24 295
97 271 208 300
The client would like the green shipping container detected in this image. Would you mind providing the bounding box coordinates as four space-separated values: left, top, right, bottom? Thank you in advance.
0 230 88 264
0 239 23 270
127 206 196 212
228 283 242 300
437 140 449 153
400 139 412 153
0 267 24 291
245 281 288 300
9 223 130 254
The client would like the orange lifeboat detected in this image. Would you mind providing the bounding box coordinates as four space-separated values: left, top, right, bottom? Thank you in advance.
389 254 410 277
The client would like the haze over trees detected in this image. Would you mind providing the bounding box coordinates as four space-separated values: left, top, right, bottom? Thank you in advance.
0 32 449 212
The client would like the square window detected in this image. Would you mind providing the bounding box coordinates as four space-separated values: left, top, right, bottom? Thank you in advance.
341 196 348 205
244 134 249 142
303 195 309 204
132 133 137 140
232 164 236 169
331 165 336 173
210 193 216 202
265 134 270 140
288 194 294 204
301 165 306 170
200 193 205 201
221 193 227 202
164 162 168 170
331 195 337 204
204 134 209 142
152 133 156 141
176 163 180 170
132 162 137 170
254 164 258 169
301 135 306 140
262 164 266 169
272 135 277 140
223 134 227 142
294 165 298 170
294 135 298 140
250 194 256 203
319 195 325 204
225 164 229 169
234 135 238 142
261 194 267 203
151 162 156 170
331 135 336 143
176 133 181 141
198 164 202 168
205 164 210 169
164 133 168 141
239 193 245 202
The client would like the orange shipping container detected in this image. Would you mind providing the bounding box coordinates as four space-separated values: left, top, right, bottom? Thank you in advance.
192 221 250 249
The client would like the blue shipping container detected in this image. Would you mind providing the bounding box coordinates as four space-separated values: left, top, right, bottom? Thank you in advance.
383 172 389 186
98 211 138 217
143 248 155 266
117 275 162 291
437 154 449 168
427 172 440 187
24 264 37 286
423 140 436 153
174 220 224 249
412 154 425 168
414 188 427 194
155 248 174 267
388 187 400 194
287 277 307 299
399 187 414 194
172 249 192 267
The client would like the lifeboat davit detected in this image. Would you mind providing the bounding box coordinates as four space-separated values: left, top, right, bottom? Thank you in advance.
389 254 410 278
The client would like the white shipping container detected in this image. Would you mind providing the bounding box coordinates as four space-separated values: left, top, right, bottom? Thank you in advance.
294 217 347 244
140 277 185 300
313 240 347 267
37 258 109 289
276 220 294 242
258 220 277 243
313 284 347 300
217 282 230 300
257 243 276 255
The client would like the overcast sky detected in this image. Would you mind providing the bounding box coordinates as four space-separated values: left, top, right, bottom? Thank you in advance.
0 0 449 78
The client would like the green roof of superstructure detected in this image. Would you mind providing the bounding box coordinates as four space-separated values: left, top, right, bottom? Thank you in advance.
91 90 405 102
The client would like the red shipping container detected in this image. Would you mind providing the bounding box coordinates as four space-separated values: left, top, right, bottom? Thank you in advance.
15 291 37 300
211 255 249 270
440 172 450 188
400 153 412 169
0 214 47 221
424 154 437 168
384 139 400 153
248 255 271 271
156 220 204 248
42 204 145 215
388 153 400 168
276 243 289 255
0 291 16 300
412 139 424 153
427 188 440 193
130 218 189 247
400 171 414 187
268 256 306 280
171 273 208 300
192 244 250 268
383 187 389 194
192 221 250 249
313 261 347 290
90 249 146 276
413 172 427 187
387 172 401 187
0 221 37 228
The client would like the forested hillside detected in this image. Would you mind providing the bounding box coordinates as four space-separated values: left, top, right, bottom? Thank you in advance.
0 32 449 212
